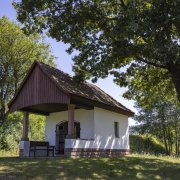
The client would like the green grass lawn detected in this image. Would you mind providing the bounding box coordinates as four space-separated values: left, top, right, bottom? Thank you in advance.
0 153 180 180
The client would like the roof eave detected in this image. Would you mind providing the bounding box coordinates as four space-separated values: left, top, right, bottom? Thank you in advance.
70 93 134 117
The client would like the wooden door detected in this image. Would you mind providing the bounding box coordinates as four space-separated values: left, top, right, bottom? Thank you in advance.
55 121 80 155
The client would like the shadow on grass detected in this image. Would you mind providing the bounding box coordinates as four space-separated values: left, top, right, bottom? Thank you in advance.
0 156 180 179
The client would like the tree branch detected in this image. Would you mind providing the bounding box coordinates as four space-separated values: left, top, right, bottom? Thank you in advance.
135 56 168 69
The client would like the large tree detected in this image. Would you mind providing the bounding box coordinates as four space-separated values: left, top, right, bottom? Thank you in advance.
14 0 180 101
0 17 54 123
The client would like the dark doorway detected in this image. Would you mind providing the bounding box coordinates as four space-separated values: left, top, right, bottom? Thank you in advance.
55 121 80 155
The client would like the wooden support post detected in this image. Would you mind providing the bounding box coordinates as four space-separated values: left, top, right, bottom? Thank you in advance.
66 104 75 139
21 112 29 141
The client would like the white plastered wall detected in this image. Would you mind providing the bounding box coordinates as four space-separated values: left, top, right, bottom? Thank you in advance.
66 107 129 150
93 107 129 150
45 109 94 146
46 107 129 150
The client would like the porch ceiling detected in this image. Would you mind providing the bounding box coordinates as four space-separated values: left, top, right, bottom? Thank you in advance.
20 102 94 116
21 103 67 115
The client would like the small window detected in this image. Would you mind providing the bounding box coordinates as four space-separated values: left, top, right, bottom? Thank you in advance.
114 122 119 138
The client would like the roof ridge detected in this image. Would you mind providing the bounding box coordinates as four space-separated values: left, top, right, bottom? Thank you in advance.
38 61 95 87
38 61 73 78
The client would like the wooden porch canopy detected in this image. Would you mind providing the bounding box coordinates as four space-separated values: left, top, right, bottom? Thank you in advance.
8 61 134 117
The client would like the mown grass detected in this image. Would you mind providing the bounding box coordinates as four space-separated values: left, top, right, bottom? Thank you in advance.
0 153 179 180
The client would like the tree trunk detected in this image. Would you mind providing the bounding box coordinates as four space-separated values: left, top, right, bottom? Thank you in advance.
168 64 180 102
178 126 180 156
162 124 169 154
167 124 174 155
174 122 180 156
0 89 6 124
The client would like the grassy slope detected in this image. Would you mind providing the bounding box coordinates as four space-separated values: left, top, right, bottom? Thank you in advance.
130 135 166 154
0 154 179 180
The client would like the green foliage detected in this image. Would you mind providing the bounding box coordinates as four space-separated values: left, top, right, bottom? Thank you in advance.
0 112 45 151
14 0 180 101
29 114 45 141
0 17 54 151
132 100 180 155
0 112 22 151
130 134 166 155
0 150 18 157
115 65 177 107
0 16 55 123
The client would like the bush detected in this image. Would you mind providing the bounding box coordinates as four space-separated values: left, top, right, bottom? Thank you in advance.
0 112 45 151
0 112 22 151
29 114 45 141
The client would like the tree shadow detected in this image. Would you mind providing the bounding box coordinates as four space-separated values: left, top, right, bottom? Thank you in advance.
0 156 180 179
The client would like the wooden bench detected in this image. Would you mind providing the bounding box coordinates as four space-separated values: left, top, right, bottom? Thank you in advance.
29 141 54 157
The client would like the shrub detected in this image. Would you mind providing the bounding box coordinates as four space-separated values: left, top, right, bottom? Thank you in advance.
0 112 45 151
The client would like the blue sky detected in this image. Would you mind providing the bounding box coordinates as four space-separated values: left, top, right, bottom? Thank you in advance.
0 0 137 125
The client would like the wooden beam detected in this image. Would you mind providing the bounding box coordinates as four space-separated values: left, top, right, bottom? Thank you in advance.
70 100 94 110
21 108 50 116
21 112 29 141
66 104 75 139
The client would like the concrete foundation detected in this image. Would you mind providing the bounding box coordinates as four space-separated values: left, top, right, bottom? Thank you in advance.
19 141 30 158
